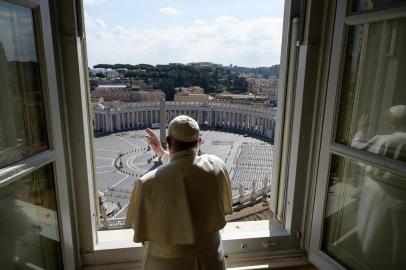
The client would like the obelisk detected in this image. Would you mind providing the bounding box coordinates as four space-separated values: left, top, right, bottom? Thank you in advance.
159 97 167 148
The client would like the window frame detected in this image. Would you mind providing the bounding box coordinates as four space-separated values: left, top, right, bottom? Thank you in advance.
86 0 300 260
0 0 75 269
309 1 406 269
53 0 333 267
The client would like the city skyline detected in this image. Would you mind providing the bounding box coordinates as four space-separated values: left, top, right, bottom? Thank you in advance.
89 62 280 69
84 0 284 68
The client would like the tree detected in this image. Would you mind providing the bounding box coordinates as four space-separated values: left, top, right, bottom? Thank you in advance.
159 79 175 101
198 73 210 93
94 64 113 69
231 76 247 92
95 72 105 78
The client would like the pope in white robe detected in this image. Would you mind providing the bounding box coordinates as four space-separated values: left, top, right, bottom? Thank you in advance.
351 105 406 269
125 115 233 270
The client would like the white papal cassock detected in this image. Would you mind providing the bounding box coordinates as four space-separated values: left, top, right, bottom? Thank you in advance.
125 149 233 270
351 131 406 268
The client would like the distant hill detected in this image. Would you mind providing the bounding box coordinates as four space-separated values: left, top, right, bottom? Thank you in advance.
225 65 280 78
92 63 280 78
90 63 280 99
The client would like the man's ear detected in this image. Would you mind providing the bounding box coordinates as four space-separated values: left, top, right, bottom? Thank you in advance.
166 136 171 147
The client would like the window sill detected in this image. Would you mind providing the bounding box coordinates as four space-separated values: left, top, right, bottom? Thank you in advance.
82 220 298 268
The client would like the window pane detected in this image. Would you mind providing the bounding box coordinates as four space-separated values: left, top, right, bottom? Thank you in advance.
352 0 406 12
322 155 406 270
0 163 63 269
0 1 48 168
336 18 406 162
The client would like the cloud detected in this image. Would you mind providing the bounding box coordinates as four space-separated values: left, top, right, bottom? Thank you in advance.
214 16 239 24
193 20 207 26
84 15 283 67
158 7 181 15
84 11 106 30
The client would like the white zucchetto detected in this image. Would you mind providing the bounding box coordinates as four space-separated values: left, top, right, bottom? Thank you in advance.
168 115 200 142
389 105 406 122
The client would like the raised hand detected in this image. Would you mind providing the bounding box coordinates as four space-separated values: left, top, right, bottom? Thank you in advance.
145 128 166 157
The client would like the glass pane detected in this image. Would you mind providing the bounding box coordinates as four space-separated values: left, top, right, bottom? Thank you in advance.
323 155 406 270
336 18 406 162
352 0 406 13
0 1 48 168
0 163 63 269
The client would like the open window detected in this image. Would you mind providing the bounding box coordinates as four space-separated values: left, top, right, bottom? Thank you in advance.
78 0 315 267
310 1 406 269
0 0 74 268
85 2 282 233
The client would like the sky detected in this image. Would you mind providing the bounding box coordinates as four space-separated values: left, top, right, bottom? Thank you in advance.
84 0 284 68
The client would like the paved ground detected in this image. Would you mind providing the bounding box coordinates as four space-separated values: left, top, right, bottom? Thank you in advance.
94 129 273 219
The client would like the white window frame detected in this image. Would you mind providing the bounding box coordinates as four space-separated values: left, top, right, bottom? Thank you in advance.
0 0 75 268
309 1 406 269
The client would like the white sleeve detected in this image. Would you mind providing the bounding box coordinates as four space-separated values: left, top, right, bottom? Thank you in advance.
351 131 367 149
160 152 170 165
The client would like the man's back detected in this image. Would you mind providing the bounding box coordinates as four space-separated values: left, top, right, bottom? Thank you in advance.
125 116 232 269
126 150 232 245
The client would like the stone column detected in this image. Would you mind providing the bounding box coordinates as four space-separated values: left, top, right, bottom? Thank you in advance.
241 113 244 129
96 113 99 131
107 114 112 132
197 111 202 125
117 113 122 130
148 110 150 125
266 119 270 137
97 113 100 130
220 111 222 126
97 113 101 130
210 111 214 126
160 99 166 146
99 113 102 130
124 113 127 129
100 114 103 132
94 113 98 130
102 114 106 132
155 110 158 123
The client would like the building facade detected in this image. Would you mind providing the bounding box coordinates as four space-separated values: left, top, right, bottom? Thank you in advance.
93 101 276 140
92 86 164 102
215 93 269 104
174 86 210 102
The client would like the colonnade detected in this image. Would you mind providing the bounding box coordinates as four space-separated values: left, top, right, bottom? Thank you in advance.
93 102 276 140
